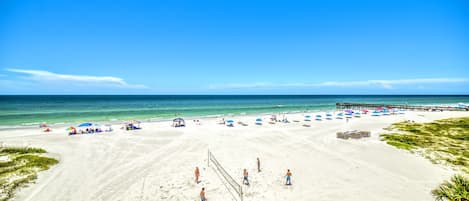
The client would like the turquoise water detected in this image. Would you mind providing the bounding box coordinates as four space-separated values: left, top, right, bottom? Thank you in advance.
0 95 468 127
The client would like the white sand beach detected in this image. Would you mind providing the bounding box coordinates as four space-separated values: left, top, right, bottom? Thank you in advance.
1 111 468 201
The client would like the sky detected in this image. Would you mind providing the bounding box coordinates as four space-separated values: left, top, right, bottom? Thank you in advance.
0 0 468 94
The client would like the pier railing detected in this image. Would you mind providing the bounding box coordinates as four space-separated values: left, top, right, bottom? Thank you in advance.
336 102 468 111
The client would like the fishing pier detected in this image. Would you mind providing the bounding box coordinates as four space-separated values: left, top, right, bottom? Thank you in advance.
336 102 468 111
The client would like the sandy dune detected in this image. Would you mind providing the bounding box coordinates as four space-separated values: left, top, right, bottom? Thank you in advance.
1 111 467 201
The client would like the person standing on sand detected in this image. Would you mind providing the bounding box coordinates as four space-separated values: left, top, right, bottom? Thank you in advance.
285 169 292 185
257 158 261 172
243 169 250 185
195 167 200 183
200 187 207 201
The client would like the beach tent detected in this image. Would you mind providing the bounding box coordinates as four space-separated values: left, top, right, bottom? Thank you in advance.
315 115 322 121
304 115 311 121
336 113 344 119
104 124 113 132
281 114 289 123
255 118 263 125
326 113 333 120
361 109 369 114
226 119 234 127
173 118 185 127
399 109 406 114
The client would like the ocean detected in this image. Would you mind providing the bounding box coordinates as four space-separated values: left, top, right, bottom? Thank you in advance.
0 95 468 128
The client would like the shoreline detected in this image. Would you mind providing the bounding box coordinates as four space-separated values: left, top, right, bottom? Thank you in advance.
2 105 468 131
0 109 329 131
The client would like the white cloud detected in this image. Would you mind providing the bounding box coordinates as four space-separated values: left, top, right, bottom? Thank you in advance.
6 68 147 89
209 78 469 90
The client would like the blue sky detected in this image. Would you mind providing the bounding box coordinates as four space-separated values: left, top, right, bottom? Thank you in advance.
0 0 468 94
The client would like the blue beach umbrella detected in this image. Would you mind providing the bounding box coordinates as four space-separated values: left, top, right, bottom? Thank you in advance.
336 112 344 119
256 118 262 125
78 122 93 127
226 120 234 123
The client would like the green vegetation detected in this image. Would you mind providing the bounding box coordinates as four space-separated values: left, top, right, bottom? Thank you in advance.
381 117 469 172
432 174 469 201
380 117 469 201
0 146 58 201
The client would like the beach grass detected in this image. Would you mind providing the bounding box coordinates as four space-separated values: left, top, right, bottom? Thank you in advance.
0 146 58 201
431 174 469 201
381 117 469 172
380 117 469 200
